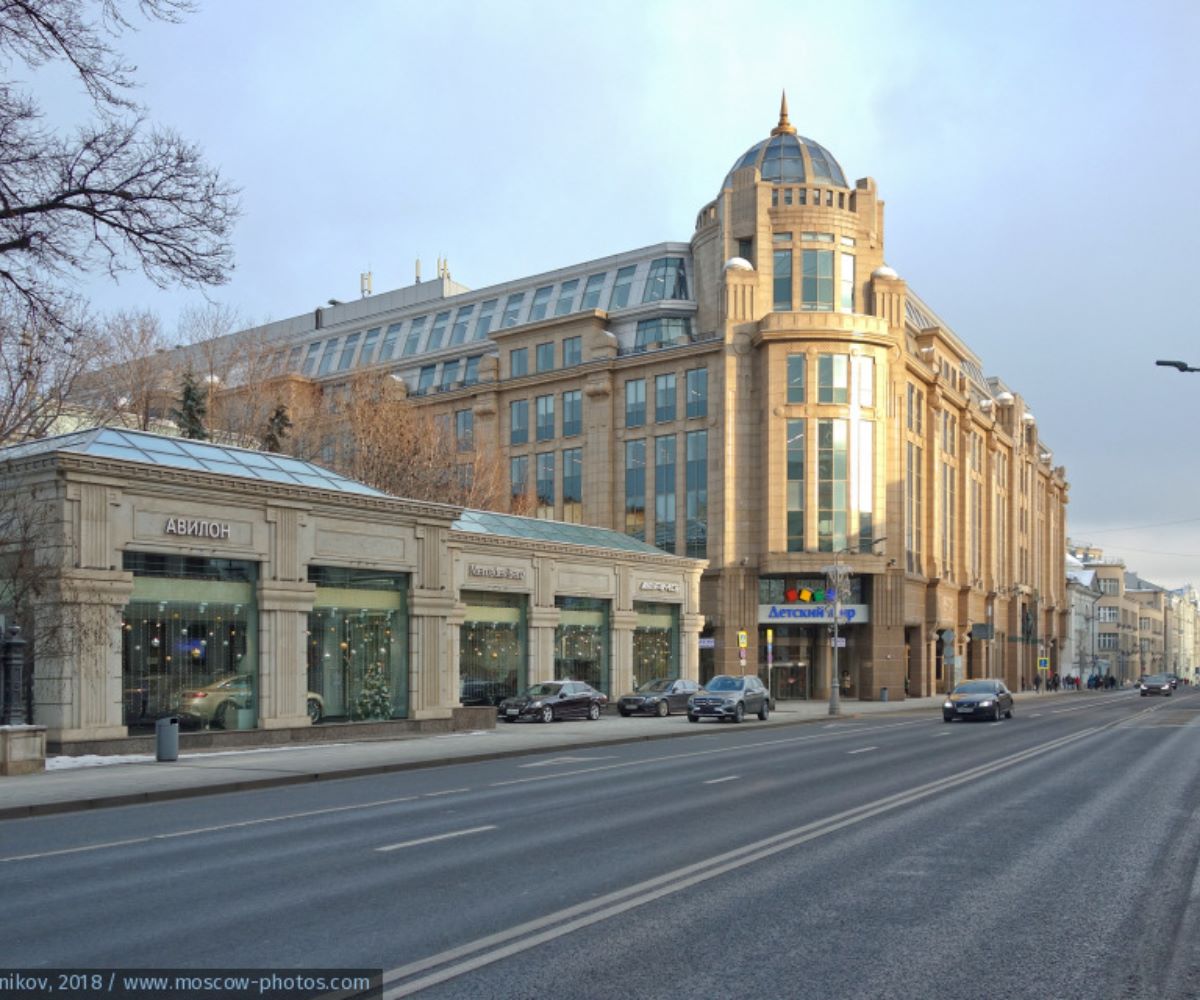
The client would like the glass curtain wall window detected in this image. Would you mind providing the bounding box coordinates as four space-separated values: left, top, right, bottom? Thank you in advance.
634 317 692 351
337 333 360 371
426 312 451 351
358 328 380 366
642 258 688 302
402 317 427 356
536 394 555 442
686 429 708 558
686 368 708 419
555 597 611 694
302 342 321 375
510 399 529 445
555 280 579 316
317 340 340 376
449 305 475 346
502 293 525 328
121 554 258 732
536 452 555 519
787 355 805 403
655 435 677 553
801 249 834 311
562 447 582 523
625 379 646 427
580 273 606 310
818 355 848 403
459 592 528 706
307 567 408 722
625 439 646 540
817 419 848 551
529 286 553 322
379 323 402 362
609 266 637 309
633 602 680 686
840 253 855 312
473 300 497 340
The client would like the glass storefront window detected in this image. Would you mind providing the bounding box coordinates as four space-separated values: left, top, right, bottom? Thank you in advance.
633 601 679 686
459 591 528 706
121 554 258 733
555 596 611 695
307 567 409 722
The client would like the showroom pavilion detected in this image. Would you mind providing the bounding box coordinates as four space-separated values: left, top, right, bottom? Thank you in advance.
0 428 703 747
162 97 1069 703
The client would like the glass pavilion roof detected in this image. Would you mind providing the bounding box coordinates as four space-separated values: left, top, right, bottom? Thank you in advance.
454 509 676 556
0 427 388 496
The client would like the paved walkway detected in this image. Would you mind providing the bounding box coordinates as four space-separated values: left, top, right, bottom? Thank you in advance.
0 692 1082 820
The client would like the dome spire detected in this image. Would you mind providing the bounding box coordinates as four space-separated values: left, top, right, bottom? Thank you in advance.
771 90 796 136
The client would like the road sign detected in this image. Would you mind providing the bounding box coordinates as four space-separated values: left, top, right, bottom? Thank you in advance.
737 629 748 649
1038 657 1049 671
831 637 846 648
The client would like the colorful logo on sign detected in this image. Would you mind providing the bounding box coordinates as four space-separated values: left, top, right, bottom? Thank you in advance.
785 587 836 603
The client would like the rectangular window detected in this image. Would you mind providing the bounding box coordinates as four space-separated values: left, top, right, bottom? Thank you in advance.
686 367 708 419
852 356 874 407
510 454 528 502
906 443 923 574
787 354 806 403
737 237 753 264
536 452 555 519
417 365 436 394
440 359 460 387
580 273 606 310
562 335 582 367
317 339 340 376
501 292 525 328
655 435 677 553
463 355 481 386
635 317 692 351
685 430 708 558
855 421 874 550
402 316 427 355
555 279 579 316
625 439 646 540
358 328 380 366
426 311 451 351
840 252 855 313
773 249 792 311
787 419 805 552
801 232 835 243
942 461 956 573
536 393 555 441
529 286 553 322
655 373 677 423
302 341 322 376
817 418 848 551
1098 606 1118 623
802 249 834 310
818 354 849 403
379 323 402 362
625 378 646 428
642 257 688 302
473 299 497 340
609 265 637 309
449 305 475 346
510 347 528 378
773 232 793 244
562 447 582 523
536 341 554 373
784 187 793 206
510 399 528 445
562 389 582 437
455 409 474 451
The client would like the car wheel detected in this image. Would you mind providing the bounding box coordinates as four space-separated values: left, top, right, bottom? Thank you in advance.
994 705 1003 722
587 703 601 721
215 701 236 730
503 717 516 723
306 698 322 724
688 714 699 723
943 715 953 723
618 707 631 717
540 705 554 724
758 699 770 721
656 700 669 717
733 703 745 724
1140 691 1147 697
1006 705 1014 719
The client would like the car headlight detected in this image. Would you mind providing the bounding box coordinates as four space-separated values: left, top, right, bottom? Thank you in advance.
722 697 738 706
530 701 543 709
980 699 993 707
943 701 953 709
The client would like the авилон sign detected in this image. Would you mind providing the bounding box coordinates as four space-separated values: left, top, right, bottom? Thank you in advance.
165 517 231 539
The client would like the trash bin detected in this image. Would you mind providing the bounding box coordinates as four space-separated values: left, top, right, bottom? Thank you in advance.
155 715 179 762
880 687 889 703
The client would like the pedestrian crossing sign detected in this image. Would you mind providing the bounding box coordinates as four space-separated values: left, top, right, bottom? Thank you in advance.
1038 657 1049 670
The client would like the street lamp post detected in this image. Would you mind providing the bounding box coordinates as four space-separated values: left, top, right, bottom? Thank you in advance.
824 537 887 717
1155 359 1200 373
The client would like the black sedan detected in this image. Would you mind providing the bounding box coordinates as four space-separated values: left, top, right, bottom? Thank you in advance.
498 681 608 723
942 679 1014 722
617 678 700 717
1139 674 1174 697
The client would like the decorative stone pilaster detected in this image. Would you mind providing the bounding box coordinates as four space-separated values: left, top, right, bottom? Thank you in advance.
611 609 637 698
409 589 458 718
256 579 317 729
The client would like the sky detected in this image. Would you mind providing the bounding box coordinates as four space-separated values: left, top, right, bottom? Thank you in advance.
38 0 1200 588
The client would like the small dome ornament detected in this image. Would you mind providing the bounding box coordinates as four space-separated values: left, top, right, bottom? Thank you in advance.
771 91 797 136
872 265 899 279
724 257 754 271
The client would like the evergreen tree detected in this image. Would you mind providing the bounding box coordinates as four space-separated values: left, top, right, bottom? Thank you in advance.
171 369 209 440
262 404 292 452
352 663 393 721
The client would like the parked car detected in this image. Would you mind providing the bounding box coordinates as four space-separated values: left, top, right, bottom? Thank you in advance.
1165 673 1180 690
498 681 608 723
942 679 1013 722
688 674 770 723
618 678 700 717
1139 674 1173 697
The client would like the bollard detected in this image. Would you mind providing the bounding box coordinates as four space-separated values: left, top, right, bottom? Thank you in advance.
155 715 179 762
2 626 27 725
880 686 889 703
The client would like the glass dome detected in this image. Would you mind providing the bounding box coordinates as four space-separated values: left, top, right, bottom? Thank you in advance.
723 98 848 189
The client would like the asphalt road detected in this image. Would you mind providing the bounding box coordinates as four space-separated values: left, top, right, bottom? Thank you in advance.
2 689 1199 1000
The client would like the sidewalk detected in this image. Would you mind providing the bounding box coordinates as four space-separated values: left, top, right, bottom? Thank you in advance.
0 692 1072 820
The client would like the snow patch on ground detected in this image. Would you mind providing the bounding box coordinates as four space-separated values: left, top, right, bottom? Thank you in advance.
45 743 354 770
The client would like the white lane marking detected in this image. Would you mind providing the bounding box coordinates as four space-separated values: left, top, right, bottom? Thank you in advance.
423 788 470 797
847 747 878 755
382 725 1106 997
934 732 952 736
1 795 424 863
519 756 616 768
376 825 496 853
703 776 739 785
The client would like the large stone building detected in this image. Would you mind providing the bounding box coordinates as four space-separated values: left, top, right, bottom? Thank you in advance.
166 98 1070 701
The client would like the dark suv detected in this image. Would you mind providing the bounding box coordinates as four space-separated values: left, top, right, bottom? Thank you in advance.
688 674 770 723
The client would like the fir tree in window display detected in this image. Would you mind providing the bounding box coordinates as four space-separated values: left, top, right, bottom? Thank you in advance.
352 662 392 720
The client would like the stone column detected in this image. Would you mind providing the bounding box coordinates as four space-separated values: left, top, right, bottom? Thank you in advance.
257 580 316 728
529 605 560 682
611 609 637 697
